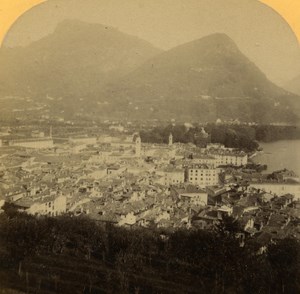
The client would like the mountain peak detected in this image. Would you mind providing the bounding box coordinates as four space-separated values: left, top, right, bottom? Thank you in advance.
53 19 117 37
0 26 298 124
209 32 232 39
0 20 161 98
189 33 239 53
97 33 298 123
200 32 234 42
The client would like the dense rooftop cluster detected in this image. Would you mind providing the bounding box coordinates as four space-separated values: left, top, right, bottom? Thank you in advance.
0 125 299 250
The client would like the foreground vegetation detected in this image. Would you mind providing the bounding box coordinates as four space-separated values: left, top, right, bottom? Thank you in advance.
0 211 299 293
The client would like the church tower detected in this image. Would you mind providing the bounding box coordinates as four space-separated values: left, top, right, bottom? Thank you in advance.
135 135 141 157
168 133 173 146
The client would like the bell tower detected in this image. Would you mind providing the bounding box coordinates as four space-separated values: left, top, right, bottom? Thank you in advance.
135 135 141 157
168 133 173 146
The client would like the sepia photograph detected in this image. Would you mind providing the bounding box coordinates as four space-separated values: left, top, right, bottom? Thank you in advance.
0 0 299 293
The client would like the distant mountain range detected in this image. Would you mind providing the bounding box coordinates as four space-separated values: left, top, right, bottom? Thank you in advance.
0 20 299 123
97 33 299 123
285 74 300 96
0 20 161 98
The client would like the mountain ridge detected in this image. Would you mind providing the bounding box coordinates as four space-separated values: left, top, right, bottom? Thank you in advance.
285 73 300 96
0 20 298 123
95 33 299 123
0 19 162 98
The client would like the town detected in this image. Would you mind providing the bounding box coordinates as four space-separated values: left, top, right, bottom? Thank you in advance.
0 122 299 251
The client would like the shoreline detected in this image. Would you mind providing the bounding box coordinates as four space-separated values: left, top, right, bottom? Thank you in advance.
252 140 300 175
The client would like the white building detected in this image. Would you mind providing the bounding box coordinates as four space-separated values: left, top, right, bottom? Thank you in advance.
106 166 127 177
9 138 54 149
169 133 173 146
71 144 87 154
187 164 220 188
214 153 248 166
27 195 67 216
109 125 125 132
186 154 217 167
204 144 248 166
118 212 137 226
172 186 208 206
69 136 97 145
135 135 142 157
31 130 45 138
156 168 185 186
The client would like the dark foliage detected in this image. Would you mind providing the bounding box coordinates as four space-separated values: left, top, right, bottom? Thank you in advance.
0 212 299 293
254 125 300 142
140 123 260 151
140 124 300 152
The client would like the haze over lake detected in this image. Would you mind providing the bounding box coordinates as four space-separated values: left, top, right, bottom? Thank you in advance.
253 140 300 175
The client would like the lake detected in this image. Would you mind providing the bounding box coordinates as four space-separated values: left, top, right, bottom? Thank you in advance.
252 140 300 175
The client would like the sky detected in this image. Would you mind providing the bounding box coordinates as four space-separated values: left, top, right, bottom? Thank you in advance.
0 0 300 86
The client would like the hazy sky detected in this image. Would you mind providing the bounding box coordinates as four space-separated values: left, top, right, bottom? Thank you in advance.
3 0 300 86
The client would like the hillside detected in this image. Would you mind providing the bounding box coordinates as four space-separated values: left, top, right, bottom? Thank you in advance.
0 20 161 98
0 26 299 123
285 74 300 96
1 213 299 294
95 33 299 123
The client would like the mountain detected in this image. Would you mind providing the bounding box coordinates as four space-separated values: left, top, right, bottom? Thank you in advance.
0 26 298 124
0 19 161 98
285 74 300 96
95 33 299 123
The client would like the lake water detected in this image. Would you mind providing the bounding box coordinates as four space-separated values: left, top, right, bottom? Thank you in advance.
252 140 300 175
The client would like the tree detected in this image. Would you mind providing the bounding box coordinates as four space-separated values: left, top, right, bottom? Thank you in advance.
214 215 242 239
267 238 300 293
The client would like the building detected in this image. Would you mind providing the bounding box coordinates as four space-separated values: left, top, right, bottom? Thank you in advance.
210 151 248 166
135 135 142 157
109 125 125 132
13 195 67 216
186 164 220 187
106 166 127 177
186 154 217 167
31 130 45 138
27 195 67 216
204 144 248 166
169 133 173 146
156 168 185 186
206 143 230 150
171 185 208 206
69 136 97 145
71 144 87 154
9 138 54 149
